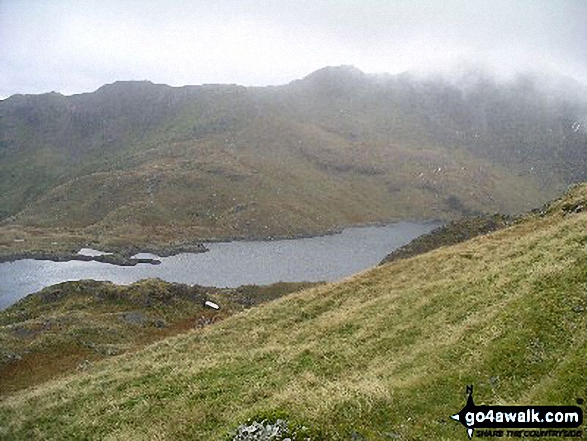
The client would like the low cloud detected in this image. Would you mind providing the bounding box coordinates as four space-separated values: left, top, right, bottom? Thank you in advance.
1 0 585 96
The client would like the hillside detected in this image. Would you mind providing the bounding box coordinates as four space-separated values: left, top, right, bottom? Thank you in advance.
379 213 513 265
0 184 585 440
1 67 586 255
0 279 319 396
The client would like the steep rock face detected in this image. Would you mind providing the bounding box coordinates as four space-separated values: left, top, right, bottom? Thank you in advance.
0 67 585 244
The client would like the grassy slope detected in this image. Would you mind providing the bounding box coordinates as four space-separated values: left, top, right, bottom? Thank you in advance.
0 280 318 396
0 185 585 440
2 68 585 254
380 214 513 265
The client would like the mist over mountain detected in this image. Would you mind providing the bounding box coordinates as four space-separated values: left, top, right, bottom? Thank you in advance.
1 66 586 246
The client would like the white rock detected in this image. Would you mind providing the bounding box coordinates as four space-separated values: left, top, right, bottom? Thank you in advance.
204 300 220 310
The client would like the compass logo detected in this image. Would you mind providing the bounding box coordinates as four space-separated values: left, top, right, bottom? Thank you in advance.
450 386 583 439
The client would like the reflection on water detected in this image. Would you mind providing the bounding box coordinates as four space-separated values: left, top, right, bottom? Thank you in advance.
0 222 440 309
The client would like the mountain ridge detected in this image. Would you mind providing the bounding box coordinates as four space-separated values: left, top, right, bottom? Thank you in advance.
1 66 585 253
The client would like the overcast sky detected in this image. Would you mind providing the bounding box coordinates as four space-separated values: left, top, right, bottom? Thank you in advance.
1 0 586 98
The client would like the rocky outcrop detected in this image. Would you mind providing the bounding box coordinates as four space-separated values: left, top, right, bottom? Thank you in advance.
380 214 512 265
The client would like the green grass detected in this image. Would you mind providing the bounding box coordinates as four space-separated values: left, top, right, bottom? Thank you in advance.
0 279 319 396
3 69 583 255
0 185 585 440
380 213 513 264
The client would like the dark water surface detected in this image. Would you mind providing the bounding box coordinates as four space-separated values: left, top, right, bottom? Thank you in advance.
0 222 440 309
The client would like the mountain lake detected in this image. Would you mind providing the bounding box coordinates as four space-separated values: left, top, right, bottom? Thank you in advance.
0 221 441 309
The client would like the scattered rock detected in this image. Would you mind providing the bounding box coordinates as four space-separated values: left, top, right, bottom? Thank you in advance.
1 350 22 363
103 347 119 356
82 341 96 349
12 326 41 338
39 289 65 304
229 419 290 441
76 360 93 371
562 203 584 215
195 315 216 328
119 311 147 326
0 251 163 266
153 318 166 328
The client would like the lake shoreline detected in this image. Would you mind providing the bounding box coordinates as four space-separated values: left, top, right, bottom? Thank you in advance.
0 222 442 309
201 218 443 243
0 219 444 267
0 243 210 267
0 251 163 266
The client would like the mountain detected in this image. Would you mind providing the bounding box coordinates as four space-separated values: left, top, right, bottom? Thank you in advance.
0 183 585 439
1 66 586 252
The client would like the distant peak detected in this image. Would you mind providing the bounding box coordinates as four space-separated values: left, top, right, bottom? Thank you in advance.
94 80 157 94
1 90 66 104
303 65 366 81
293 66 368 94
314 65 365 74
109 80 154 86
